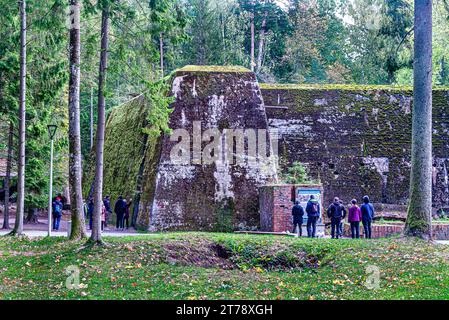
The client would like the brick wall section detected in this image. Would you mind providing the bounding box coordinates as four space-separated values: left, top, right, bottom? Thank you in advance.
260 184 323 232
343 223 449 239
272 185 294 232
260 185 294 232
433 224 449 240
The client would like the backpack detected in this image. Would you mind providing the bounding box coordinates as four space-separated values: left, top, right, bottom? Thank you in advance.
327 203 342 219
54 202 62 216
311 202 318 214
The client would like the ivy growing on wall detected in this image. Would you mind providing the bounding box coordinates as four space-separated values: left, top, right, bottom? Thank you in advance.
142 76 174 138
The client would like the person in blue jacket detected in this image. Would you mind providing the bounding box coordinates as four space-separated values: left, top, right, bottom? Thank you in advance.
291 200 305 236
360 195 375 239
305 195 320 238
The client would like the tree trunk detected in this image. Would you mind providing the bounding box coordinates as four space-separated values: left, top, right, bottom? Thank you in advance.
159 32 164 78
89 6 110 245
2 122 13 229
68 0 87 240
256 11 267 75
25 207 39 224
250 9 255 72
404 0 433 240
11 0 27 236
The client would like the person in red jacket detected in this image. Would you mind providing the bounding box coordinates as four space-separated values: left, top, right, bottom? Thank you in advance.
348 199 362 238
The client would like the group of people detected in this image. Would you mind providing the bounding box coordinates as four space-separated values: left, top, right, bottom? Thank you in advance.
84 195 132 231
292 195 375 239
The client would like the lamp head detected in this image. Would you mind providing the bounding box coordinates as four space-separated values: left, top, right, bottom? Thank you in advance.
47 124 58 140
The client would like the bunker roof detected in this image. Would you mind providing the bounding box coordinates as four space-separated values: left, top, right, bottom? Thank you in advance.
259 83 449 92
176 65 251 73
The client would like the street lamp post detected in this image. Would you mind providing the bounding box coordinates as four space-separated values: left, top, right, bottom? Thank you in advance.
47 124 57 237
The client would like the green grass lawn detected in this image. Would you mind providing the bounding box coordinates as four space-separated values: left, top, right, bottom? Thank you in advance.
0 232 448 300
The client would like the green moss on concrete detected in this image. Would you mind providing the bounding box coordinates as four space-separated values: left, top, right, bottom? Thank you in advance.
259 83 449 91
177 65 251 73
135 133 162 230
83 95 161 229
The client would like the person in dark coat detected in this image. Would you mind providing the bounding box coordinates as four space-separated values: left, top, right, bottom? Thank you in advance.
327 197 346 239
305 195 320 238
348 199 362 238
361 195 375 239
114 196 126 230
87 198 94 230
103 195 111 227
291 200 305 236
338 200 346 236
123 198 133 230
52 198 63 231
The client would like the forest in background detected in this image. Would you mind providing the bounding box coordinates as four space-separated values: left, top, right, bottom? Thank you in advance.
0 0 448 213
82 0 449 156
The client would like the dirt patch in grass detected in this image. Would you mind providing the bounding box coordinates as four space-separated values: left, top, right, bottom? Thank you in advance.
162 240 235 269
160 239 320 271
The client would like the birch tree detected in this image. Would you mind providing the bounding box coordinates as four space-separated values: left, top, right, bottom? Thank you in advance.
68 0 87 239
11 0 27 236
89 3 110 245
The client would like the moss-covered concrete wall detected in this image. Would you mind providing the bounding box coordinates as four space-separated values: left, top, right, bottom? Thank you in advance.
83 95 161 229
261 84 449 210
94 67 449 231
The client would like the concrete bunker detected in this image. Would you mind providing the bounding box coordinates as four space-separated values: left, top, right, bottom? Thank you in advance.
88 66 449 232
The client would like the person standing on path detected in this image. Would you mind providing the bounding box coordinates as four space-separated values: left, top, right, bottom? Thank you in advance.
123 198 133 230
348 199 362 238
87 198 94 230
52 197 63 231
114 196 126 230
305 195 320 238
361 195 375 239
101 202 106 231
291 200 305 236
103 195 111 227
338 200 347 237
327 197 346 239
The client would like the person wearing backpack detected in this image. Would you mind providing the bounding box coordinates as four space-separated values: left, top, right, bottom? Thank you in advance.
361 195 375 239
305 195 320 238
291 200 305 236
52 198 63 231
327 197 346 239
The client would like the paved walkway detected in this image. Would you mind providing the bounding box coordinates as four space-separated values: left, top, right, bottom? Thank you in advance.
436 240 449 245
0 229 154 238
0 215 152 238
